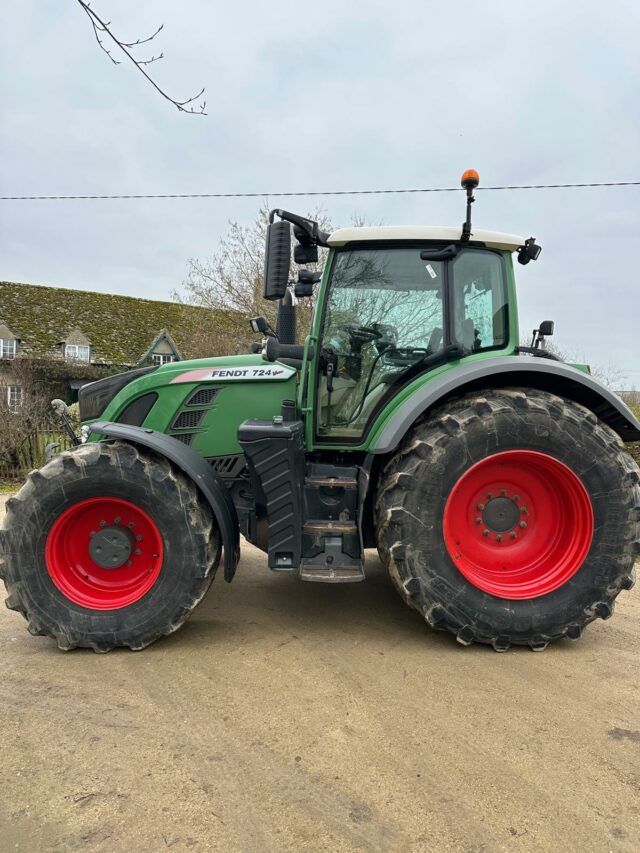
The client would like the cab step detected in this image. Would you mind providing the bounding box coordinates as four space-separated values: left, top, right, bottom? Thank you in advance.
299 563 365 583
303 520 357 535
304 474 358 489
300 520 365 583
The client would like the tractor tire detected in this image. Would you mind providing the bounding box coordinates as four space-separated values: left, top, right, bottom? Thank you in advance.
0 441 221 652
375 388 640 651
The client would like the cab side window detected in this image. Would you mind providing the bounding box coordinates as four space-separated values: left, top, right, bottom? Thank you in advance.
451 250 508 352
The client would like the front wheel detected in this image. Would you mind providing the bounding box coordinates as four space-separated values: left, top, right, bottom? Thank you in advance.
0 441 221 651
376 389 640 651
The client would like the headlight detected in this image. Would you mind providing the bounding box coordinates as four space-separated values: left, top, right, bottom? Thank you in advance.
80 425 91 444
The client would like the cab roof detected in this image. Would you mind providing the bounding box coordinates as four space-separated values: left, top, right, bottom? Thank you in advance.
326 225 526 252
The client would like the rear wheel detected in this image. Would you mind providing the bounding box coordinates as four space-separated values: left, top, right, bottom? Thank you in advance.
376 389 640 650
0 441 220 651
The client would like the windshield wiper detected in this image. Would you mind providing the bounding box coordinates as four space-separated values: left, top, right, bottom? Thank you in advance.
414 343 466 369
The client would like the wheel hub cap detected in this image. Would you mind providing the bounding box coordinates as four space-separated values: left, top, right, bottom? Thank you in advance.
88 525 135 569
482 496 520 533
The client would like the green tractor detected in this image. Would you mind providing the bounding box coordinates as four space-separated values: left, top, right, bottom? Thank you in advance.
2 171 639 652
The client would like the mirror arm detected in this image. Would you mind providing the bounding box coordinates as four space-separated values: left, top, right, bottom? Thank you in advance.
269 209 330 246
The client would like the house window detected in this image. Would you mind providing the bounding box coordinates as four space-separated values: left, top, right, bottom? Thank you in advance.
152 353 175 365
1 339 17 359
7 385 23 411
65 344 91 362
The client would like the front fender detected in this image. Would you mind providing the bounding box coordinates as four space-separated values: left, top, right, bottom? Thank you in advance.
91 422 241 581
370 356 640 453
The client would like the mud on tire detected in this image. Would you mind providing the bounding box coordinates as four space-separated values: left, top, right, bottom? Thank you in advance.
0 441 220 652
375 389 640 651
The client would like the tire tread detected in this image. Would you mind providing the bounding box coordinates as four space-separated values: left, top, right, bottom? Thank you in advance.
0 441 220 652
375 388 640 650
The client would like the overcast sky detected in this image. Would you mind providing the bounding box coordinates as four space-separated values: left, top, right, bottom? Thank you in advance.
1 0 638 385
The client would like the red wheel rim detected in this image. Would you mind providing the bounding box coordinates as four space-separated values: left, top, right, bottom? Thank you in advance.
45 497 164 610
443 450 594 599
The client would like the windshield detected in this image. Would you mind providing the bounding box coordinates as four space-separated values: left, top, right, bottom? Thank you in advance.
316 246 508 439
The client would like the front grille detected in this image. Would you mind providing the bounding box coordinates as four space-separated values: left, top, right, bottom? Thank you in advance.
172 409 205 430
187 387 218 406
208 454 245 478
172 432 193 446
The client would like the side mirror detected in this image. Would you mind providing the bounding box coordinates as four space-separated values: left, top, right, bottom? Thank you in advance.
263 220 291 300
294 269 321 298
531 319 554 350
250 316 269 334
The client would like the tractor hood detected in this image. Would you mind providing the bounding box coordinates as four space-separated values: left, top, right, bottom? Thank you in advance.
83 353 299 459
167 359 296 385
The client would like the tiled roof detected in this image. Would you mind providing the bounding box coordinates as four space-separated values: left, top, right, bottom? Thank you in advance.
0 281 215 366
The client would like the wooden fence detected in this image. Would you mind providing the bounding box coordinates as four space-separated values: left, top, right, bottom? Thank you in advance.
0 407 77 482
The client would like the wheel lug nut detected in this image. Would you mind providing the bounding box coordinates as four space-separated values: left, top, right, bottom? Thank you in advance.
128 522 135 529
496 535 503 543
500 489 507 497
114 516 121 524
134 548 141 555
477 503 485 511
486 493 493 500
475 517 482 525
519 521 527 529
99 520 106 527
135 534 143 542
482 529 490 537
510 532 517 540
520 506 528 515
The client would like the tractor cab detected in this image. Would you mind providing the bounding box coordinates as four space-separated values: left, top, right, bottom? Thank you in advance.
259 170 541 445
313 226 518 440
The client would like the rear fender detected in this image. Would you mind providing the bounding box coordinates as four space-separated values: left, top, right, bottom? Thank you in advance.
370 356 640 453
91 422 241 581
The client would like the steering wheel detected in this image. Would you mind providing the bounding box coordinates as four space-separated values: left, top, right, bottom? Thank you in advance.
339 324 383 344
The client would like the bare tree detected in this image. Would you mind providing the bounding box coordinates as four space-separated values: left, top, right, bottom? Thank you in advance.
520 336 624 391
548 343 623 390
76 1 206 114
173 206 332 356
0 362 72 480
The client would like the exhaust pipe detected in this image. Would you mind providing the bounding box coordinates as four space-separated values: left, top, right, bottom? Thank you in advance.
276 289 296 345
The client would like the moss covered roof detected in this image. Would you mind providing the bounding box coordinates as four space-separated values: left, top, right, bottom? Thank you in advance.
0 281 215 366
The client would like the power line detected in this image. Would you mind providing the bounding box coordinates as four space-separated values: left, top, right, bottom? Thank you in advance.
0 181 639 201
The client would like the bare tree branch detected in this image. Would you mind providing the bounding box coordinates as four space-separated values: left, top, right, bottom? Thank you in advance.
172 207 334 357
76 1 206 114
119 24 164 49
